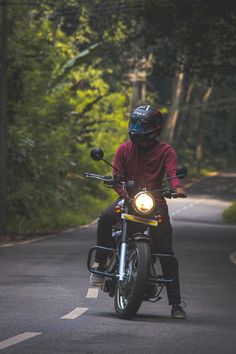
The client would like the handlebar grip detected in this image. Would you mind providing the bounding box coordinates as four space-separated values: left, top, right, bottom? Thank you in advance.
171 193 179 198
162 190 178 198
84 173 102 178
163 190 187 198
84 172 114 183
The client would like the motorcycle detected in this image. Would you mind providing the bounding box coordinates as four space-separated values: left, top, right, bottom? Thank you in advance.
85 147 187 319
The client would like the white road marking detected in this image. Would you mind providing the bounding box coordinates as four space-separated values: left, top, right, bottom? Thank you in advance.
0 235 57 248
60 307 88 319
0 332 42 350
86 263 100 298
170 200 201 217
189 203 195 208
0 243 14 248
230 251 236 265
86 287 99 298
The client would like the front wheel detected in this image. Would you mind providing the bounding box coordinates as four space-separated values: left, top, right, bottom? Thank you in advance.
114 241 150 319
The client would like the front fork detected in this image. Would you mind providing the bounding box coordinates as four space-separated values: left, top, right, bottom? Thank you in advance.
118 218 127 282
118 218 151 282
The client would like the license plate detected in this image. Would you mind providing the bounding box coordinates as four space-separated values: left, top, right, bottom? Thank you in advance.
121 213 158 227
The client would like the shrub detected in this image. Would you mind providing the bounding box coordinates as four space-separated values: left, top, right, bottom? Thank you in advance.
223 202 236 224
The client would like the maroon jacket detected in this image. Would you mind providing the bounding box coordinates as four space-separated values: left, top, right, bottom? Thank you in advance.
113 140 182 208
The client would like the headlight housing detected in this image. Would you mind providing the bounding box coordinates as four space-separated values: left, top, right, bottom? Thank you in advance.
133 192 155 214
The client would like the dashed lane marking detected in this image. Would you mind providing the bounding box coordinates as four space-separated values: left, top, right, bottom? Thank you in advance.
230 251 236 265
0 332 42 350
170 200 201 217
60 307 88 320
86 287 99 298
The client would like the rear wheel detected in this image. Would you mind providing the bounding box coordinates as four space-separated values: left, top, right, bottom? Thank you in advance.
114 241 150 319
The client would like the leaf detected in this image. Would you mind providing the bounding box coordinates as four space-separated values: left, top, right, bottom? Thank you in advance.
51 42 102 89
62 42 101 72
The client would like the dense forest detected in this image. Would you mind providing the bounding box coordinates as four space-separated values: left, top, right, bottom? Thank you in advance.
0 0 236 235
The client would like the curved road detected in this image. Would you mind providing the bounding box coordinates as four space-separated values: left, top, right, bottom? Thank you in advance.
0 173 236 353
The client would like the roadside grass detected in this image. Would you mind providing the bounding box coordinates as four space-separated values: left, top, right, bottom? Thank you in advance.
199 169 219 177
5 193 116 237
223 201 236 224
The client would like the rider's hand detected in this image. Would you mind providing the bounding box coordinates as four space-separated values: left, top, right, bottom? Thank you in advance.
175 187 187 198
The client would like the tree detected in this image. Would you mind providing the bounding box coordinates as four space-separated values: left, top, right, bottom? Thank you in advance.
0 0 8 234
5 0 130 234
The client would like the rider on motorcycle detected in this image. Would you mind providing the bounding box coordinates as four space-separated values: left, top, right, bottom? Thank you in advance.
90 105 187 319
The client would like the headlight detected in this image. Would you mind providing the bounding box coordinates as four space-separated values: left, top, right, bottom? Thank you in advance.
133 192 155 214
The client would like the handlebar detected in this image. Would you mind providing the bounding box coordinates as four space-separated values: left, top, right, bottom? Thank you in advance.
84 173 186 198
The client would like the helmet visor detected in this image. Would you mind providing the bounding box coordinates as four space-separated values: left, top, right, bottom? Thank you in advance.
128 116 156 133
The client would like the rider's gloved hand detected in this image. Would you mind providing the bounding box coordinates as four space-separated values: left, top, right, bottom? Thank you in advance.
175 187 187 198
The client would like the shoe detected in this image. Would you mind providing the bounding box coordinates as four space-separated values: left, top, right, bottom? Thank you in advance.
171 303 187 319
90 273 104 286
89 262 106 287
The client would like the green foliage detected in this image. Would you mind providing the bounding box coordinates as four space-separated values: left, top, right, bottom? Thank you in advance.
223 202 236 224
5 0 130 235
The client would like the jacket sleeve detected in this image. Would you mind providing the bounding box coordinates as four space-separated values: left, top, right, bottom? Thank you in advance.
112 144 127 198
164 147 182 190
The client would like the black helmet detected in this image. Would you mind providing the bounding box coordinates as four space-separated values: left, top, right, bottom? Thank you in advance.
128 105 163 143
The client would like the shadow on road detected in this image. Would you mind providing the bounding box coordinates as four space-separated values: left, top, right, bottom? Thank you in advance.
89 310 206 326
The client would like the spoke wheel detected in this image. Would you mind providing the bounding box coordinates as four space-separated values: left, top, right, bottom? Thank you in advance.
114 241 150 319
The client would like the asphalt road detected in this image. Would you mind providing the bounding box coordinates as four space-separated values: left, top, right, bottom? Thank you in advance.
0 174 236 353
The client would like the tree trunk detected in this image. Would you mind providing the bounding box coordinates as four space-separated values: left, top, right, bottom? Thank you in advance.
195 86 213 174
0 0 8 234
175 78 196 145
166 68 185 143
129 63 147 110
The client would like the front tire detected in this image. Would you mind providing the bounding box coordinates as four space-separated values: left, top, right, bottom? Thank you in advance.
114 241 150 319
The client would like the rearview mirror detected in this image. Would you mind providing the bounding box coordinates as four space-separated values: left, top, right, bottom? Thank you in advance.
90 148 104 161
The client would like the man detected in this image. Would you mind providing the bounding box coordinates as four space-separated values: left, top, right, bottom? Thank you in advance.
90 105 187 319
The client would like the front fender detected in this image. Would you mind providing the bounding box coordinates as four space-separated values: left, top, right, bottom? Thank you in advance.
130 232 151 244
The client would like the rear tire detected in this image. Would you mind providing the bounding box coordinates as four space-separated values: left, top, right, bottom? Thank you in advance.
114 241 150 319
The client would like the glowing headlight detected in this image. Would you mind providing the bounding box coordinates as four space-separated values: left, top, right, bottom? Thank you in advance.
133 192 155 214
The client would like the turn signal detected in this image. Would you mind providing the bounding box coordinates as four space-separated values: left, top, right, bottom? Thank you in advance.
155 214 163 224
114 205 121 214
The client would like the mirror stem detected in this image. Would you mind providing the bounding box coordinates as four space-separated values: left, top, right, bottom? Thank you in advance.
102 158 119 175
